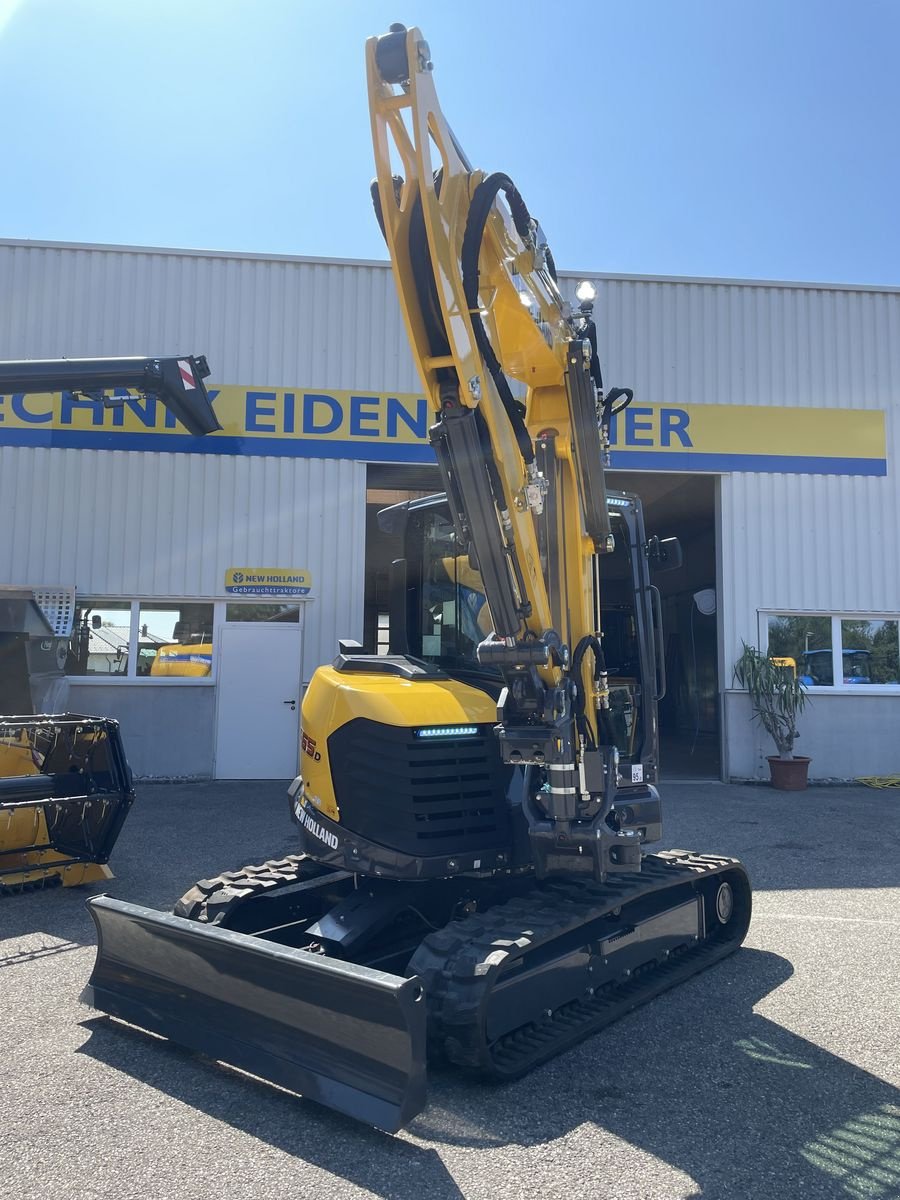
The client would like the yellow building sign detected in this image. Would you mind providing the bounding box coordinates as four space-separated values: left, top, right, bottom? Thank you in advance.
0 384 887 476
225 568 312 597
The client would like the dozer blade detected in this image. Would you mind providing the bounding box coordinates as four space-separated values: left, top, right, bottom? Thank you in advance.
82 895 428 1132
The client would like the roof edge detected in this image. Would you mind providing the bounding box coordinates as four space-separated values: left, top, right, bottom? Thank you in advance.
1 238 898 295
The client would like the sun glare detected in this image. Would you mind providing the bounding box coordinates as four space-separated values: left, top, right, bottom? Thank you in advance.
0 0 23 38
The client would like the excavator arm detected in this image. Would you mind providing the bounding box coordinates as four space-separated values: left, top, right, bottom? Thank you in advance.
368 24 638 880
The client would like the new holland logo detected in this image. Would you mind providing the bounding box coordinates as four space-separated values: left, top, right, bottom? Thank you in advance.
299 806 339 850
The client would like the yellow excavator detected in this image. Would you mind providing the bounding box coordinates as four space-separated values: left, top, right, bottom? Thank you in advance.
82 25 751 1132
0 354 219 891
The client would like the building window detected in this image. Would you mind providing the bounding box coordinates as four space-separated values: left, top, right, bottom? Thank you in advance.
67 600 216 681
68 601 133 676
137 603 214 677
838 619 900 684
224 603 300 623
764 614 900 689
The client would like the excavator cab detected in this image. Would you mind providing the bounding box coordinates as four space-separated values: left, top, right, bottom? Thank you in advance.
379 489 667 780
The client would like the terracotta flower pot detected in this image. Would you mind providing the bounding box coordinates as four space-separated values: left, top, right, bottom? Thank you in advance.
767 756 811 791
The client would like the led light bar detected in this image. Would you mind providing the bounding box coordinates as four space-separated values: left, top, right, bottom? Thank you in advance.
607 496 631 508
414 725 479 738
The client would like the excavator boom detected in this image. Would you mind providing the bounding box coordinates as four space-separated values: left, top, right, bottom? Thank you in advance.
367 25 643 881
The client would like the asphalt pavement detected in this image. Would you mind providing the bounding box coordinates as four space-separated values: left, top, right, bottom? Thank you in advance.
2 778 898 1200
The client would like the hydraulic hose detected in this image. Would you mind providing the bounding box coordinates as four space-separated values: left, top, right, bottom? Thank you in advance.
371 175 454 372
571 634 601 748
571 633 618 751
581 315 604 392
461 172 536 465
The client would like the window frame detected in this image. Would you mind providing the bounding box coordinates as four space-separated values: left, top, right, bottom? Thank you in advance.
67 598 221 686
759 610 900 694
222 602 302 624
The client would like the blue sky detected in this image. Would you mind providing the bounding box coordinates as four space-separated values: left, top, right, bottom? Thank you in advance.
1 0 898 284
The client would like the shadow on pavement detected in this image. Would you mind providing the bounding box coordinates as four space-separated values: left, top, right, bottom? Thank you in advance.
76 946 900 1200
78 1017 465 1200
415 948 900 1199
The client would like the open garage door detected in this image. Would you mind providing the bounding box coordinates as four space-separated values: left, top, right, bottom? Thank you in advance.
365 465 721 781
608 472 721 781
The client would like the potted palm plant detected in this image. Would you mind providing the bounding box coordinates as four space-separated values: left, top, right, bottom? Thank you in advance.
733 642 811 790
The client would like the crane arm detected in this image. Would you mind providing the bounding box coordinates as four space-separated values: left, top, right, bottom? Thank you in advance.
0 354 221 436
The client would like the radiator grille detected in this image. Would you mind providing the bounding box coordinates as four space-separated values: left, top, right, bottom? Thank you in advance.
327 718 511 857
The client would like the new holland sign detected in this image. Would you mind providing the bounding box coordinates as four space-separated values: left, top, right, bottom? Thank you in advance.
0 385 887 476
224 568 312 597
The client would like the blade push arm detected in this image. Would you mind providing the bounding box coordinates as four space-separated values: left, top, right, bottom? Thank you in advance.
0 355 221 436
367 25 640 881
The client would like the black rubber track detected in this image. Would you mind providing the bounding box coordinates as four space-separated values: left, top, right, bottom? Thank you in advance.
407 852 751 1079
173 850 751 1084
174 854 326 923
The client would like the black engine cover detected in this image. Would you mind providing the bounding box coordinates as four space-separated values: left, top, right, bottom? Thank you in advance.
327 719 512 858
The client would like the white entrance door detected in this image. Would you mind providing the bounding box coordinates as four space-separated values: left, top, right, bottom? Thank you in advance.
214 623 304 779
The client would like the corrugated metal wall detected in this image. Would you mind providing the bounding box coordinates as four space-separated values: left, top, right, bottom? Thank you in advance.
0 241 412 685
588 275 898 410
0 241 419 391
583 275 900 778
2 242 898 777
0 446 365 683
579 276 900 656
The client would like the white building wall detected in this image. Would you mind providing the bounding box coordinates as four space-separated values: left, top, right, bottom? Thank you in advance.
582 275 900 779
0 241 402 687
0 241 419 392
2 242 898 778
591 275 898 410
0 446 366 687
594 279 899 646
